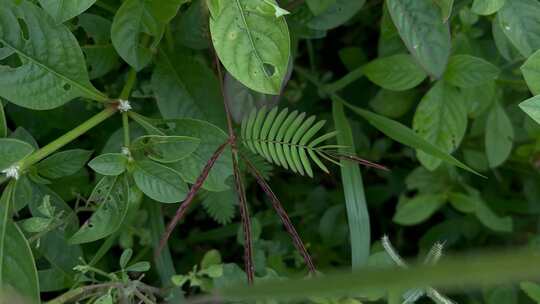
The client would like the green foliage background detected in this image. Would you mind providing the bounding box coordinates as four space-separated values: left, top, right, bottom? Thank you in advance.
0 0 540 303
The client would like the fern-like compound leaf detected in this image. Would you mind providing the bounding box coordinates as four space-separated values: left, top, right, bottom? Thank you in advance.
241 107 338 177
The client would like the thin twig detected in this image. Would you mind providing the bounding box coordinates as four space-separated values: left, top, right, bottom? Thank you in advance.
240 154 317 274
232 151 255 284
156 140 230 257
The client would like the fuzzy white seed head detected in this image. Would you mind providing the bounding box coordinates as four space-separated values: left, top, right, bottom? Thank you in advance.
2 165 20 180
118 99 132 113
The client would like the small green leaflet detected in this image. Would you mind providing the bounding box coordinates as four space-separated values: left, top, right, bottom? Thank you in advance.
363 54 427 91
202 190 237 225
497 0 540 57
393 194 447 226
333 101 370 267
485 102 514 168
520 95 540 125
413 81 468 170
386 0 451 78
133 160 188 203
69 175 130 244
0 138 34 171
111 0 185 70
0 183 40 302
209 0 291 94
307 0 366 30
335 95 482 177
0 1 107 109
449 191 512 232
472 0 506 15
131 135 200 164
444 55 500 88
521 49 540 95
369 89 416 119
38 0 97 23
36 149 93 179
492 15 521 62
88 153 128 176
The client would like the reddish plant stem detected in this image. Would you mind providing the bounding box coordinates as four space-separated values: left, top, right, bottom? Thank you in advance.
240 154 317 274
232 150 255 284
156 140 230 257
212 44 256 284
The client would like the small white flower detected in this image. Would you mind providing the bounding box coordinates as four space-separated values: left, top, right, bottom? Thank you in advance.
505 25 511 31
118 99 132 113
2 165 20 180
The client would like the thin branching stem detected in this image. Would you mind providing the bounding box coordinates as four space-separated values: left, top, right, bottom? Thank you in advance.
212 41 256 283
156 140 230 257
240 154 317 274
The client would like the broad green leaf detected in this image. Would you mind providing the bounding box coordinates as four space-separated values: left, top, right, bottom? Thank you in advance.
168 119 233 192
132 135 200 163
472 0 506 15
463 81 496 118
172 0 210 50
363 54 427 91
336 96 482 176
413 82 468 170
448 192 477 213
209 0 291 94
111 0 184 70
307 0 365 30
79 14 119 79
0 138 34 171
521 282 540 303
393 194 446 225
333 101 370 267
0 102 6 137
0 1 107 109
306 0 336 15
498 0 540 57
9 127 38 149
151 50 226 128
520 95 540 125
36 149 93 179
485 102 514 168
492 15 522 62
0 183 40 302
483 286 518 304
521 49 540 95
444 55 500 88
88 153 128 176
370 89 416 119
69 175 130 244
433 0 454 22
386 0 451 78
133 160 188 203
38 0 97 23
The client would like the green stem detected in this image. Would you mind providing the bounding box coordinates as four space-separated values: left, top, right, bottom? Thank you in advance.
120 69 137 147
324 65 365 93
19 107 117 170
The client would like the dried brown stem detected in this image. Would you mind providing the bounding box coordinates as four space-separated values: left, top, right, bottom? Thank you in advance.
240 154 316 274
156 140 230 257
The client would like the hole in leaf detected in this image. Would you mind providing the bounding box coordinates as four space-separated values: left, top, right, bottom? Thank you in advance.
17 18 29 40
2 53 23 68
63 83 71 91
263 63 276 77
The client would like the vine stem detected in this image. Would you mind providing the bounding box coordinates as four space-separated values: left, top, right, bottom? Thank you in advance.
240 154 316 274
19 106 118 171
156 140 230 257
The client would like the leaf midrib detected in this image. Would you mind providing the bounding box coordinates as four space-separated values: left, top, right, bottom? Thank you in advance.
0 35 107 102
233 0 274 85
